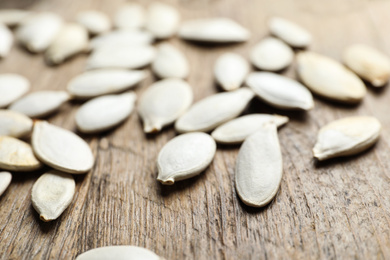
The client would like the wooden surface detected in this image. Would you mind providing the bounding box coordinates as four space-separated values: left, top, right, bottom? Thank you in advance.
1 0 390 259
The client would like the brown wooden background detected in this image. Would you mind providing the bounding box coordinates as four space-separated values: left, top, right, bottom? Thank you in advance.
1 0 390 259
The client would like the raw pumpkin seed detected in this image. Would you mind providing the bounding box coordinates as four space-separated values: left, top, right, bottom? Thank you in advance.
211 114 288 144
114 3 145 30
246 72 314 110
250 37 293 71
9 90 70 118
157 132 216 185
151 43 189 79
0 74 30 108
297 51 366 104
76 92 136 133
0 171 12 196
0 136 41 171
32 121 94 174
138 79 193 133
175 87 254 133
31 170 75 222
0 9 32 27
343 44 390 87
0 23 13 58
313 116 381 161
89 29 154 50
235 123 283 207
76 246 163 260
214 52 249 91
268 17 312 48
0 109 33 138
146 2 180 39
76 10 111 35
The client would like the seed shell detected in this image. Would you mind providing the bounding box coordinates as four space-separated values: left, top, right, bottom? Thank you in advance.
151 43 189 79
146 2 180 39
0 74 30 108
114 3 145 30
89 30 154 50
214 52 249 91
76 10 111 35
0 109 33 138
0 171 12 196
0 23 13 58
75 246 163 260
268 17 312 48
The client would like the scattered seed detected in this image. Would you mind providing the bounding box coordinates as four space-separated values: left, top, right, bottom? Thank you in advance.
211 114 288 144
235 123 283 207
31 170 75 222
114 3 145 30
0 9 32 27
151 43 189 79
246 72 314 110
75 246 163 260
146 2 180 39
178 18 250 43
138 79 193 133
175 87 254 133
157 132 216 185
0 136 41 171
268 17 312 48
343 44 390 87
0 74 30 108
76 10 111 35
0 23 13 58
0 109 33 138
250 37 293 71
214 52 249 91
313 116 381 161
89 29 154 50
9 90 70 118
32 121 94 174
76 92 136 133
0 171 12 196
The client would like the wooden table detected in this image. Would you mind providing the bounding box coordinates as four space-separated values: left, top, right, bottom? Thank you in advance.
1 0 390 259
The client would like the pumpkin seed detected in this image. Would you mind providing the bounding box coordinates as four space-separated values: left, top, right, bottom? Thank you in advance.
214 52 249 91
343 44 390 87
157 132 216 185
211 114 288 144
0 9 32 27
76 92 136 133
178 18 250 43
67 69 146 99
0 109 33 138
313 116 381 161
9 91 70 118
235 123 283 207
268 17 311 48
246 72 314 110
250 37 293 71
0 136 41 171
297 51 366 104
76 246 163 260
16 12 63 53
138 79 193 133
0 23 13 58
31 170 75 222
0 171 12 196
89 30 154 50
114 3 145 30
175 87 254 133
146 2 180 39
151 43 189 79
76 10 111 35
32 121 94 174
0 74 30 108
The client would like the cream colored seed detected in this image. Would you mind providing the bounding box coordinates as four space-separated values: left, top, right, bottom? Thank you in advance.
114 3 145 30
89 30 154 50
268 17 312 48
0 23 13 58
76 246 164 260
0 171 12 196
146 2 180 39
0 74 30 108
151 43 189 79
76 10 111 35
214 52 249 91
0 9 32 27
0 109 33 138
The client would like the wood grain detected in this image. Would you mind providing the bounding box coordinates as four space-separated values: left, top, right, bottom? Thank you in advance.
1 0 390 259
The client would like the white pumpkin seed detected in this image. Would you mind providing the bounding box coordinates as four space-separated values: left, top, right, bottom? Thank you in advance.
76 246 163 260
0 171 12 196
31 170 75 222
45 23 89 65
146 2 180 39
76 10 111 35
250 37 294 71
0 23 13 58
0 136 41 171
178 18 250 43
138 79 193 133
0 9 32 27
0 109 33 138
313 116 381 161
16 12 63 53
211 114 288 144
175 87 254 133
76 92 136 133
114 3 145 30
32 121 94 174
235 123 283 207
0 74 30 108
9 91 70 118
86 45 156 70
89 30 154 50
297 51 366 103
268 17 312 48
343 44 390 87
157 132 216 185
67 69 146 99
214 52 249 91
151 43 189 79
246 72 314 110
